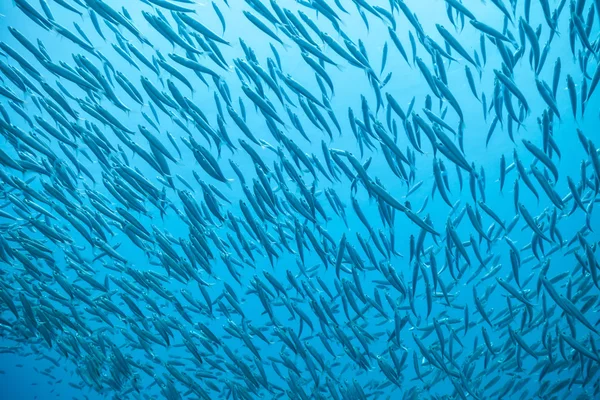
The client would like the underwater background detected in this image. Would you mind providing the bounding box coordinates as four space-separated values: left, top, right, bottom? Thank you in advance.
0 0 599 399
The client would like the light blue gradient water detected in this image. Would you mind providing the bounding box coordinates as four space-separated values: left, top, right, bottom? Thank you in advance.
0 0 599 399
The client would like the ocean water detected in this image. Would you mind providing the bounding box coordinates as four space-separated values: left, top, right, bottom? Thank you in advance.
0 0 599 399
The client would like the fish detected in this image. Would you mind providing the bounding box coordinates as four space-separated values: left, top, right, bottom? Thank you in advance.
0 1 597 400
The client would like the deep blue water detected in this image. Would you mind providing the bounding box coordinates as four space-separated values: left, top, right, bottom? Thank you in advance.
0 0 599 399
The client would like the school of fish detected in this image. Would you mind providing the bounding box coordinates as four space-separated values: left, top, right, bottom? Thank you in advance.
0 0 599 399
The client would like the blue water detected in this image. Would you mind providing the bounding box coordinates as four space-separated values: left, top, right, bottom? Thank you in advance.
0 0 599 399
